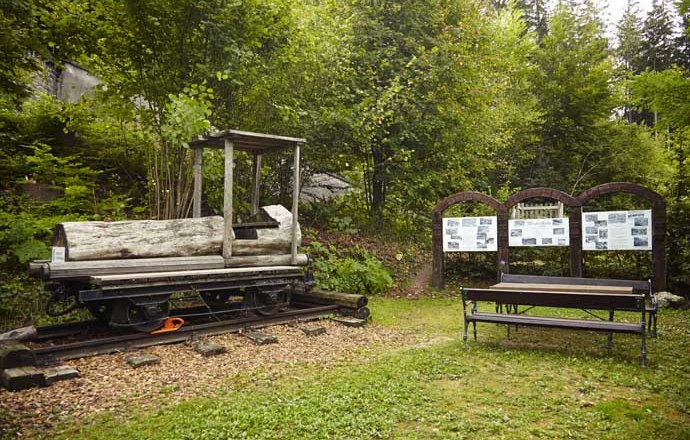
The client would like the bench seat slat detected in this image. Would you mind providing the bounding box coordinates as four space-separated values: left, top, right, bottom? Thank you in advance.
467 312 643 334
465 288 644 311
501 274 650 293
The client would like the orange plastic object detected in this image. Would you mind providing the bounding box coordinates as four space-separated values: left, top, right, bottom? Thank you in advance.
150 317 185 334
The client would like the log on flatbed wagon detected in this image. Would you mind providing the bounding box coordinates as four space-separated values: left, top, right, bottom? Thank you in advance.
52 205 301 261
292 288 368 309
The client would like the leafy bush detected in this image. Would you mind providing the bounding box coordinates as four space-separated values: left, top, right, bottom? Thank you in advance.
306 241 393 295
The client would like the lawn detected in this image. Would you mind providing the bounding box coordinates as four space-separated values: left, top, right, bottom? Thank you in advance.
47 297 690 439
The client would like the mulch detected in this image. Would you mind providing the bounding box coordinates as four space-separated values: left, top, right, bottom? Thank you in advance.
0 320 413 437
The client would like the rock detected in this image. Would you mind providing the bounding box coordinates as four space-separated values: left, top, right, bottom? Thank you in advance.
0 341 36 370
301 325 327 336
125 353 160 368
245 332 278 345
0 326 37 342
194 341 227 357
332 316 367 327
1 366 44 391
43 365 80 386
655 291 687 309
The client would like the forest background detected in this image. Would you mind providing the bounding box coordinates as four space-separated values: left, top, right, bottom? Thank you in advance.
1 0 689 329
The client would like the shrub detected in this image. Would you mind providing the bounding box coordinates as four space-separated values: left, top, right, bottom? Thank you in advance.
306 241 393 295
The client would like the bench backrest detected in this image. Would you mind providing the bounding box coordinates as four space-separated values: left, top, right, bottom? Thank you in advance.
500 273 651 294
463 287 645 311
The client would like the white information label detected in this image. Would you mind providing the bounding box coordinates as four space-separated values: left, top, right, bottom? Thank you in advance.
51 246 66 263
508 218 570 247
582 210 652 251
443 216 497 252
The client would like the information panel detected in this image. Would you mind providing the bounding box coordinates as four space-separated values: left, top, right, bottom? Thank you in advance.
582 210 652 251
508 218 570 247
443 216 497 252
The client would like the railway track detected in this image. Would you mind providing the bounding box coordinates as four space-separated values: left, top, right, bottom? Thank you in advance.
32 304 338 363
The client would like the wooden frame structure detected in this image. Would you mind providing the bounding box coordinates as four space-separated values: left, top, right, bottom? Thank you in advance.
431 183 667 291
188 130 306 264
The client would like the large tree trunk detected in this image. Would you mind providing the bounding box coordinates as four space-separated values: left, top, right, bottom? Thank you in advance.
53 205 300 261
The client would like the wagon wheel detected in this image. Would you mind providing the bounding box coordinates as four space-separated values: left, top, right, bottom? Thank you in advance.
86 303 113 322
46 290 80 316
249 286 289 316
110 299 170 332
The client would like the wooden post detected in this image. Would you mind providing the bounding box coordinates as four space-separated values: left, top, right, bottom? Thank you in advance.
652 203 666 292
251 154 262 217
193 148 203 218
291 144 301 264
569 205 583 277
431 210 444 288
497 208 510 277
223 139 234 258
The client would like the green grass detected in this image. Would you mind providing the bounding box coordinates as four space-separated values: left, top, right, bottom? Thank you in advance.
47 298 690 440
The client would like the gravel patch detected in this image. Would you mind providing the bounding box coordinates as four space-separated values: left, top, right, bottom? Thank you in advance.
0 320 413 437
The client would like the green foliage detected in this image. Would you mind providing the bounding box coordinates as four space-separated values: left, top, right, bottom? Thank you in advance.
0 273 50 331
306 241 393 295
0 0 44 98
161 84 213 149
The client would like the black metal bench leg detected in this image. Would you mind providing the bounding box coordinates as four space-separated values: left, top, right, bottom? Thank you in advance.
506 323 511 338
641 328 647 367
473 321 477 341
463 319 469 344
607 310 614 348
649 311 657 338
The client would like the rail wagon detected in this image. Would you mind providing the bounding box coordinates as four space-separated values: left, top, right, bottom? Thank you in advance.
29 130 314 331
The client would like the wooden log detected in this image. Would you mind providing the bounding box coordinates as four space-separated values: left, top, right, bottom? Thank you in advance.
292 289 368 309
337 306 371 320
38 254 308 281
52 205 301 261
91 266 303 288
39 256 226 280
225 254 308 267
54 216 224 261
0 326 37 342
232 205 302 256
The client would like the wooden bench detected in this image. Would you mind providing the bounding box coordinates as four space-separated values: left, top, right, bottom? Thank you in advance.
461 287 649 366
498 273 658 337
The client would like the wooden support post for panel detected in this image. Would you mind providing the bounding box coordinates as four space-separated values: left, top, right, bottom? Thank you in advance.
251 154 262 217
497 209 510 278
652 203 667 292
193 148 203 218
431 210 444 288
569 205 583 277
291 144 301 264
223 139 234 258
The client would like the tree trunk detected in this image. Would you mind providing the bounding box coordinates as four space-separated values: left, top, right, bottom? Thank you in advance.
370 145 386 227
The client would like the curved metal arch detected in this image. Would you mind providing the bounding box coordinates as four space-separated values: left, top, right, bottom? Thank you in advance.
577 182 665 207
432 191 507 288
504 187 580 209
576 182 666 291
432 191 504 215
